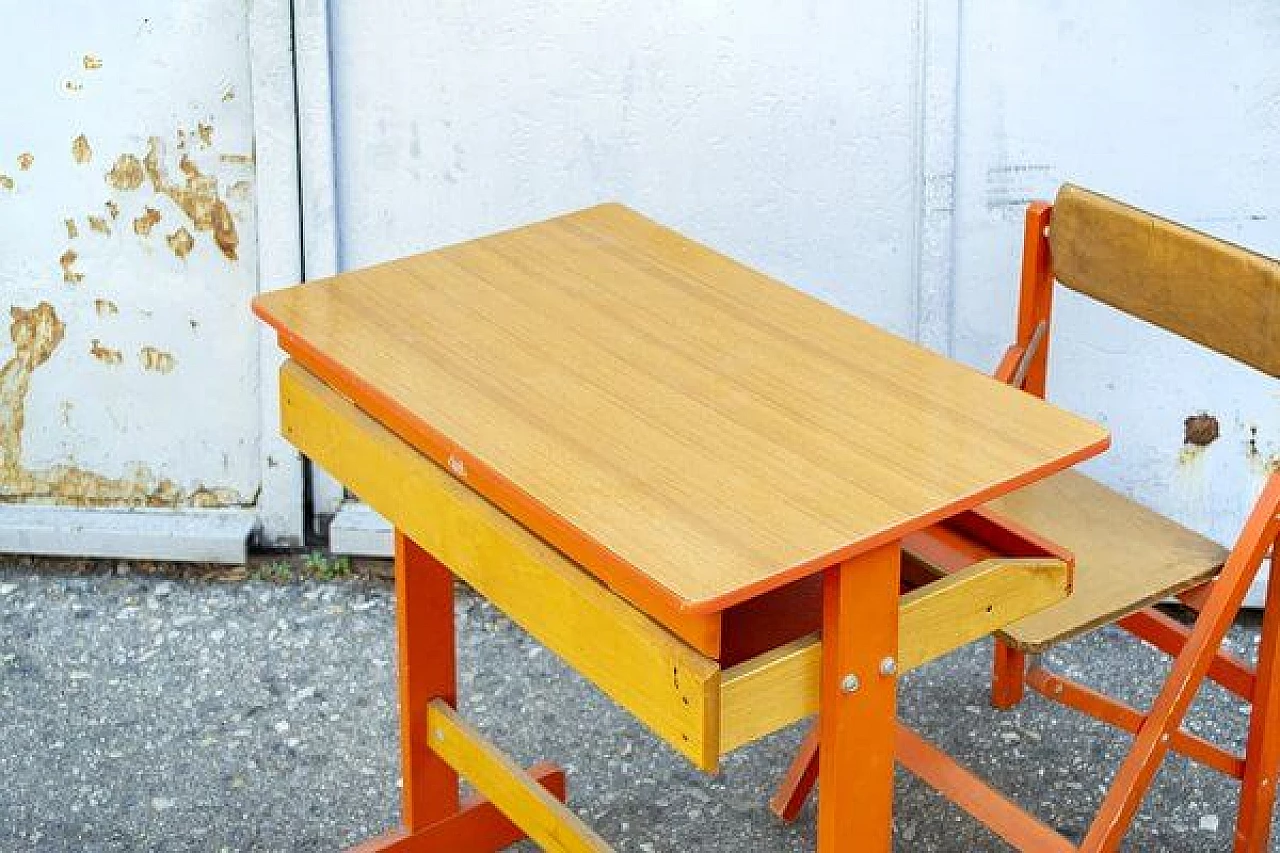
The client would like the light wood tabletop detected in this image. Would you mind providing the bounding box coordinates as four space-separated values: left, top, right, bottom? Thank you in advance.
255 203 1108 615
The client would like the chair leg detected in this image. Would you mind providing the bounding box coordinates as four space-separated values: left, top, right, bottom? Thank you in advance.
1237 542 1280 853
1079 480 1280 852
770 724 820 822
993 640 1026 710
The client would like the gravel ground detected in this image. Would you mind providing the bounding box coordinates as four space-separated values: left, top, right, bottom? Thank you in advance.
0 564 1272 851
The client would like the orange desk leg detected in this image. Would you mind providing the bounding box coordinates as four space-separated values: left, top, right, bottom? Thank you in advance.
817 543 901 853
396 532 461 829
352 531 566 852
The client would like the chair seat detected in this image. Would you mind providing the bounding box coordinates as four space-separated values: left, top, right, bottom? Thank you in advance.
981 470 1229 653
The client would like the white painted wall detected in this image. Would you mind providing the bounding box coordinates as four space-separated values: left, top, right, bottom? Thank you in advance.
2 3 1275 569
0 1 305 555
949 0 1280 556
323 1 1280 580
327 1 925 334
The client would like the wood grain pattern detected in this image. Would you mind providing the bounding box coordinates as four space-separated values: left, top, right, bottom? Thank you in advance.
1050 183 1280 378
717 556 1070 753
256 203 1108 613
427 701 613 853
280 361 722 770
984 469 1228 652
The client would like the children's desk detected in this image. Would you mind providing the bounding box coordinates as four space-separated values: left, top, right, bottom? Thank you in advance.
254 204 1109 852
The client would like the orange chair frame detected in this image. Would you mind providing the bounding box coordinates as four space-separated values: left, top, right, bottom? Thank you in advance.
772 200 1280 852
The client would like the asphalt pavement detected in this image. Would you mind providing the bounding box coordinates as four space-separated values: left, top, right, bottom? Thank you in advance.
0 562 1271 851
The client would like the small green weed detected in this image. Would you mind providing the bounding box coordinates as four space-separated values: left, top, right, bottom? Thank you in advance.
304 551 352 581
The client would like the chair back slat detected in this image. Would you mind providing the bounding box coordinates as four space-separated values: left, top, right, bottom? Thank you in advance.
1049 183 1280 378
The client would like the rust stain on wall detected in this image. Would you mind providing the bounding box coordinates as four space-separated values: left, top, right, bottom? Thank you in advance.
89 339 122 365
83 55 103 71
139 346 176 374
1184 414 1220 447
166 227 194 259
132 206 161 235
105 154 144 190
104 200 120 220
0 301 239 507
17 153 33 171
190 486 241 508
72 134 93 165
219 153 253 166
143 137 239 260
87 215 111 235
64 219 78 239
59 249 84 284
1 303 65 471
0 176 13 191
197 123 214 147
93 299 118 317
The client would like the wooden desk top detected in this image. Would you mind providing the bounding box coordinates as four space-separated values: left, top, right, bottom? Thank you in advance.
255 204 1108 615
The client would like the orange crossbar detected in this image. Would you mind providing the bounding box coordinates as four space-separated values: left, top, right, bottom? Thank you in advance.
895 724 1075 853
1118 606 1256 701
1026 667 1245 779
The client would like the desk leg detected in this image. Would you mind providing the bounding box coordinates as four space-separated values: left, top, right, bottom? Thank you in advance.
818 543 900 853
394 531 461 828
351 531 568 852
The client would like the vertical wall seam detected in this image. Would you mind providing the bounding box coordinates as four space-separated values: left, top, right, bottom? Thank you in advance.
945 0 965 358
915 0 961 356
911 0 928 346
293 0 347 530
247 0 307 544
287 0 319 544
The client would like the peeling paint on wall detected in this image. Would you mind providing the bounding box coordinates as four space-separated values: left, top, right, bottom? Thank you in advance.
106 154 144 191
139 346 176 374
58 249 83 283
131 206 161 235
141 138 239 260
71 134 92 165
166 226 194 259
0 303 64 471
89 339 122 365
0 7 262 513
0 302 240 507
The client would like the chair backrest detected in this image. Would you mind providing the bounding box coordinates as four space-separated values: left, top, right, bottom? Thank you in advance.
1049 183 1280 378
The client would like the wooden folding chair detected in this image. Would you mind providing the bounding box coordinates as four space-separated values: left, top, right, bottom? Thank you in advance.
771 184 1280 851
